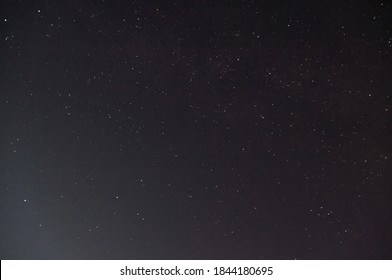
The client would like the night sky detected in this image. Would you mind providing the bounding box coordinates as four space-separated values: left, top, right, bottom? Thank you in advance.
1 0 391 260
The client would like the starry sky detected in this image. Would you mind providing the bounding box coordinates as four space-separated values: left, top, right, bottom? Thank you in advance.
1 0 391 260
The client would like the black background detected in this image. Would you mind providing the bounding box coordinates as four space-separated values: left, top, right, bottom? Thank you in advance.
1 0 391 259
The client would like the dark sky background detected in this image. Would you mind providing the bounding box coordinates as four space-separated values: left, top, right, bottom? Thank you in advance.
1 0 391 259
